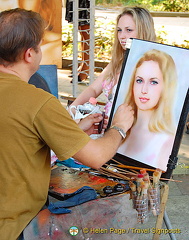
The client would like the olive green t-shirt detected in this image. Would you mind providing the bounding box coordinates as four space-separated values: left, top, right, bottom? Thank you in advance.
0 72 90 240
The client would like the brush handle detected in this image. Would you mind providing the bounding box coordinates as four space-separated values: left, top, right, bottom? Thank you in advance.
98 111 105 134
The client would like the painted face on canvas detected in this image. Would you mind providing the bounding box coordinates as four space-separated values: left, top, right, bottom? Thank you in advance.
133 60 164 111
18 0 40 11
117 14 137 50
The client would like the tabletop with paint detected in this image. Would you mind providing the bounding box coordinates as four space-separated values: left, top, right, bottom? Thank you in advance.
23 166 138 240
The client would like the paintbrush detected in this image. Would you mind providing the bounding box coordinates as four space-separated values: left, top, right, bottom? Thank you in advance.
114 164 160 172
110 158 165 173
153 169 162 187
136 174 144 188
100 167 130 180
98 110 105 134
129 181 136 192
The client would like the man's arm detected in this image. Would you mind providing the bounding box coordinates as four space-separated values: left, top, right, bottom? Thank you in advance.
73 103 134 169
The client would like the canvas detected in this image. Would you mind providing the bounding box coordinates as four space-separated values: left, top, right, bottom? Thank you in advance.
108 38 189 177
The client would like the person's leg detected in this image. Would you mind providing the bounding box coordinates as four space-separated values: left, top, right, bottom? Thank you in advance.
78 24 90 80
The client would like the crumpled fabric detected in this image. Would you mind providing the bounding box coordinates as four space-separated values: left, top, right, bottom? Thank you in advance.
48 186 97 214
55 158 89 169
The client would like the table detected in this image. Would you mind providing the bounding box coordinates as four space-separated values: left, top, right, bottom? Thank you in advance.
23 166 139 240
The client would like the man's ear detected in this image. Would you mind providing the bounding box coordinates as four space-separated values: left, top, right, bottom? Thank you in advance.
24 48 33 63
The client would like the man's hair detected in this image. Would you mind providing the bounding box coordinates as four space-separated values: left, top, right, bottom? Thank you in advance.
0 8 45 66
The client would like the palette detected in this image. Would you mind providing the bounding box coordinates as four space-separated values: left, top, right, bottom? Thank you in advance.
49 166 122 197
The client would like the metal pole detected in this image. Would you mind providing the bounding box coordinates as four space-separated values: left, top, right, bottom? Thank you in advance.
72 0 95 96
163 211 177 240
89 0 95 84
72 0 78 97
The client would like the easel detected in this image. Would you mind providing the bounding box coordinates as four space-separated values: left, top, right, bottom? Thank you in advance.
154 91 189 240
101 158 177 240
153 184 170 240
106 62 189 239
59 81 189 240
59 93 188 240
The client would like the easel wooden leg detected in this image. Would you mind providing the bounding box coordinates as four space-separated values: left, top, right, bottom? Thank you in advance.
152 183 169 240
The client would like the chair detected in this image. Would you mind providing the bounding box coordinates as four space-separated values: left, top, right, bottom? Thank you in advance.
29 65 58 98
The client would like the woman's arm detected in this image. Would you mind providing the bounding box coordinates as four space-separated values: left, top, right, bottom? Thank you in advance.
70 63 112 107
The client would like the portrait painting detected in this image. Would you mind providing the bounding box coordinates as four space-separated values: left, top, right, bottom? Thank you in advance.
0 0 62 67
108 38 189 172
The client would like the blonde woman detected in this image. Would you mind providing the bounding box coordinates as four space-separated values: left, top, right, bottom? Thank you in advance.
71 6 156 115
118 49 177 171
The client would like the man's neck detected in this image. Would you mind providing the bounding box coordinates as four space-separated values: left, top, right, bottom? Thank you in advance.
0 64 28 82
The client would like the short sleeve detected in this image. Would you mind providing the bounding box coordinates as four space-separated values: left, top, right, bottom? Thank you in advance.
34 97 90 160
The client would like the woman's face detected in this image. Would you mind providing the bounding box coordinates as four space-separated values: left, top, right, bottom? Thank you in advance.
117 14 137 50
133 60 164 111
18 0 39 11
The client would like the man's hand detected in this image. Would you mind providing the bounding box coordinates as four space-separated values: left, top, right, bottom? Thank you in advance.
73 104 134 169
111 103 134 133
78 113 108 135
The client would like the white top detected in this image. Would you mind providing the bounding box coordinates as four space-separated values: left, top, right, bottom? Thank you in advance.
102 79 117 117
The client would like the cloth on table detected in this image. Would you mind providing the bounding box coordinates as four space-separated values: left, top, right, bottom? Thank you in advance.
48 186 97 214
55 157 89 169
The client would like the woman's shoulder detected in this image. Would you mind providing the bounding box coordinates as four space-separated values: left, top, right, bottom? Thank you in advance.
156 132 174 142
159 133 175 149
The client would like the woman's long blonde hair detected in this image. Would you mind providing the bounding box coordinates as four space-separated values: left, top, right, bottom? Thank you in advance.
106 7 156 83
125 49 177 134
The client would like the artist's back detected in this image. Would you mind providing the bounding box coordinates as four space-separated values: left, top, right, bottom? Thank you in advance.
0 72 89 239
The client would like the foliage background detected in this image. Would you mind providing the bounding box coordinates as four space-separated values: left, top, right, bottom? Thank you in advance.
95 0 189 12
62 0 189 61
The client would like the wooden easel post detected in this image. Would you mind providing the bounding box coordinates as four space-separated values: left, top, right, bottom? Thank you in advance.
153 183 169 240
